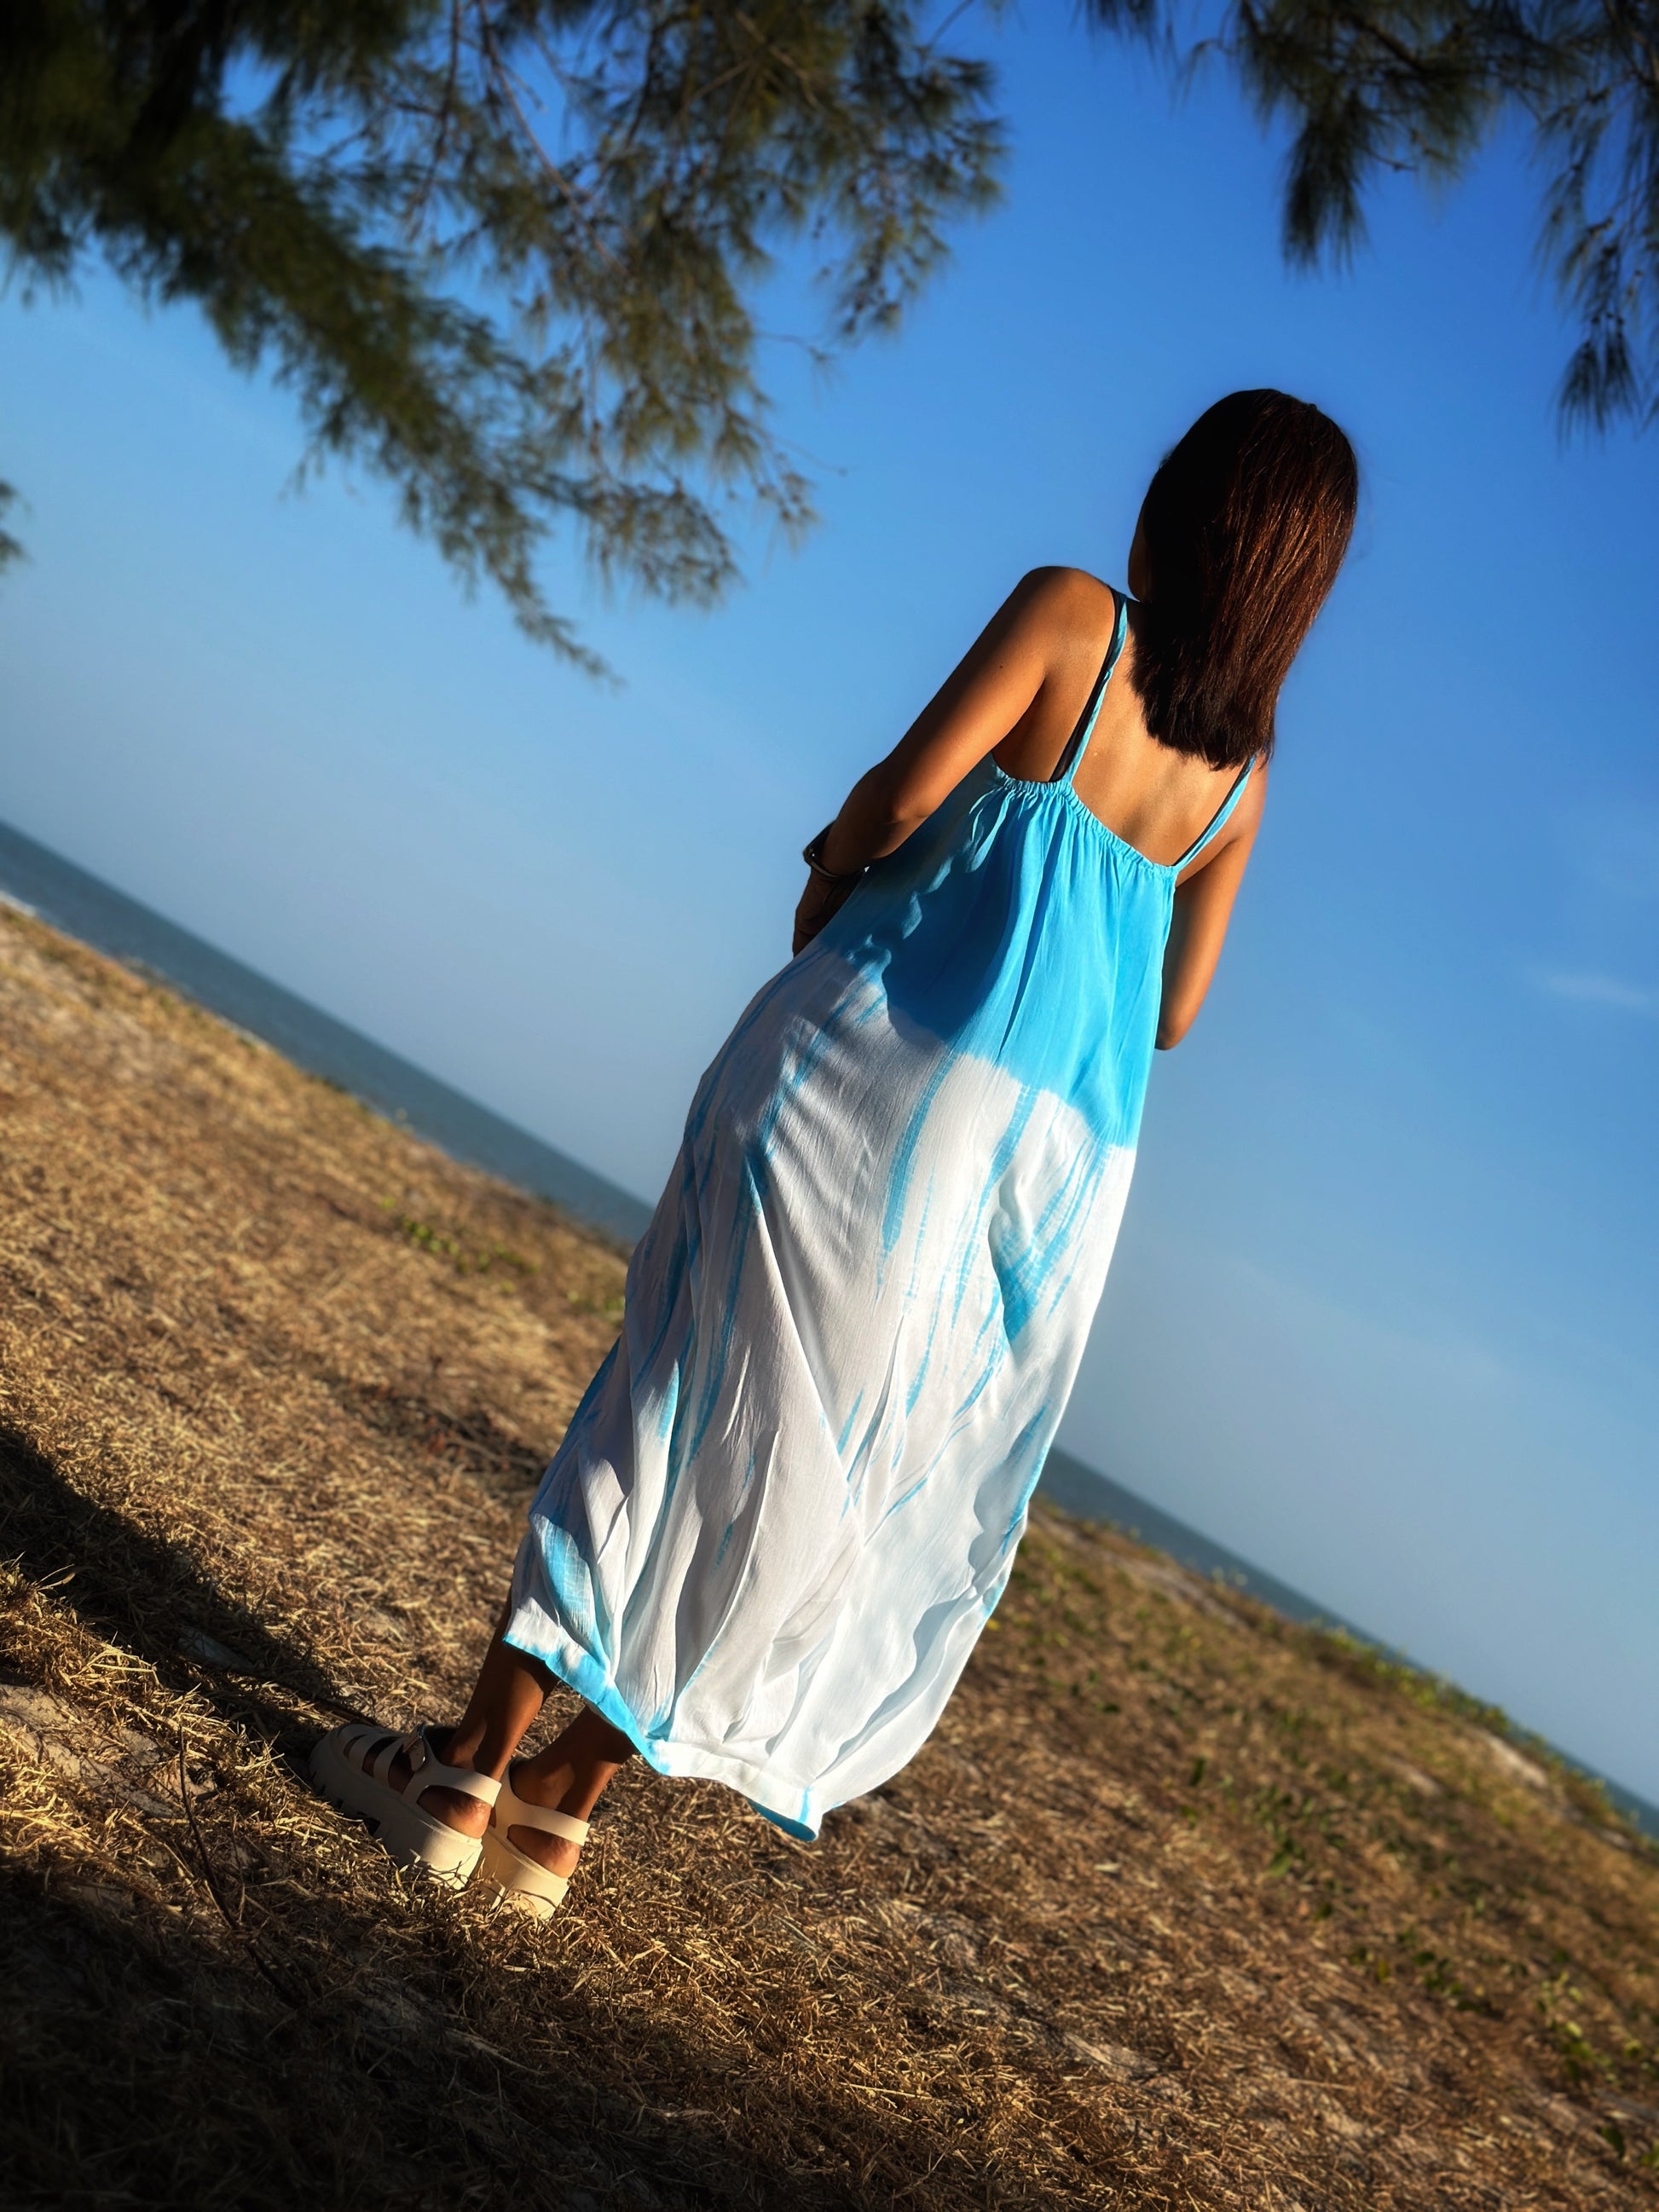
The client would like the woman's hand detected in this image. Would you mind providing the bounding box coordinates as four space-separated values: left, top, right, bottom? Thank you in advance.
793 869 856 956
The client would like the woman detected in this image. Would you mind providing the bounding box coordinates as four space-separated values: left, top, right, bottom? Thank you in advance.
313 389 1359 1915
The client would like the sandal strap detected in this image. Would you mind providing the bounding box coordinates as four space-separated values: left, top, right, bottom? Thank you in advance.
500 1770 590 1845
344 1723 501 1809
408 1727 502 1809
360 1728 407 1787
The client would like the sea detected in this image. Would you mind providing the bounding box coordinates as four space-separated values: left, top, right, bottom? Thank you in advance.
3 815 1655 1840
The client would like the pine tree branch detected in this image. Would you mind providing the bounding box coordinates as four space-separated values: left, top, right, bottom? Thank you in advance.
0 0 1003 654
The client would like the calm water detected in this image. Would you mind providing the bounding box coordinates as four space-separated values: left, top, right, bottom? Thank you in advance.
4 817 1654 1839
0 819 653 1245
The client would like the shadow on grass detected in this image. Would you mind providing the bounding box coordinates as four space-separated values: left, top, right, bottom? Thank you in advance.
0 1419 371 1741
0 1422 992 2212
0 1852 783 2212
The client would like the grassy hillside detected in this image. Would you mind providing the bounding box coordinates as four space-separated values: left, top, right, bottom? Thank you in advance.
1 901 1656 2211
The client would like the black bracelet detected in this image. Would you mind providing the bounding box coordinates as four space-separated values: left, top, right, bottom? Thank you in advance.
801 823 867 884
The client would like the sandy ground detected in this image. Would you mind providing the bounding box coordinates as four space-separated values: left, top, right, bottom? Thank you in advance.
1 901 1656 2210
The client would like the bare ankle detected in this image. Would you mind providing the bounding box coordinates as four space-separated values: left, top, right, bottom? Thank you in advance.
417 1781 494 1838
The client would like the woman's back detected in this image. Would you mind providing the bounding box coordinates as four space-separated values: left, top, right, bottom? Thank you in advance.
989 569 1251 873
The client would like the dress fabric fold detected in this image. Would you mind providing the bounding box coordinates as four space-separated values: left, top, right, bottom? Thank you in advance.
506 611 1236 1837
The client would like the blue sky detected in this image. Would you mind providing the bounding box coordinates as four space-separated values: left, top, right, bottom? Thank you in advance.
3 15 1656 1799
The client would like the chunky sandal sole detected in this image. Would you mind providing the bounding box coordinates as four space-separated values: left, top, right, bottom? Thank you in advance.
476 1770 591 1919
309 1723 498 1888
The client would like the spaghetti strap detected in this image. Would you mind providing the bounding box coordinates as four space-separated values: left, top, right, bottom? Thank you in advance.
1052 592 1130 788
1172 759 1254 872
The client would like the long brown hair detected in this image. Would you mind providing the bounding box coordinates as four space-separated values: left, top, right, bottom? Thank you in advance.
1131 390 1358 771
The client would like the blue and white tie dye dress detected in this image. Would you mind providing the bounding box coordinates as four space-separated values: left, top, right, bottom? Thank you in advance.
506 592 1251 1836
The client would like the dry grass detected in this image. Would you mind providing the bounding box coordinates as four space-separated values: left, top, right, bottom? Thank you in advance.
1 901 1656 2212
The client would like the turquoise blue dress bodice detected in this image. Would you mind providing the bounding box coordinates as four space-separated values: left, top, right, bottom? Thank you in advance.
507 594 1250 1836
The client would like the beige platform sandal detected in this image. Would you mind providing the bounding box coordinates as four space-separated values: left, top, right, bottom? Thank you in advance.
477 1765 591 1918
309 1722 501 1888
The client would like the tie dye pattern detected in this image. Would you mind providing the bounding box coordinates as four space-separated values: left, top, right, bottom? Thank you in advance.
506 594 1251 1836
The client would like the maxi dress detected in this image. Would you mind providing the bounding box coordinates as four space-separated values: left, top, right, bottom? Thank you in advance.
506 593 1251 1837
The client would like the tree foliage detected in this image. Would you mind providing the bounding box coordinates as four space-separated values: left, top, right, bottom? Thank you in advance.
0 1 1001 658
0 482 23 573
1086 0 1659 434
2 3 1652 653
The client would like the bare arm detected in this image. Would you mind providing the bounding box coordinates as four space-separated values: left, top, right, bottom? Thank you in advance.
794 570 1092 951
1156 764 1268 1048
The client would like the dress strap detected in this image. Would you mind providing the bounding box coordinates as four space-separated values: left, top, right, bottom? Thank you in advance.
1052 591 1130 788
1172 759 1255 872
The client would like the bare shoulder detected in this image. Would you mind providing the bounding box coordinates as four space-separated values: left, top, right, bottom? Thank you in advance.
1179 756 1270 884
1233 754 1269 833
1211 752 1271 846
1006 566 1123 661
1014 563 1121 621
